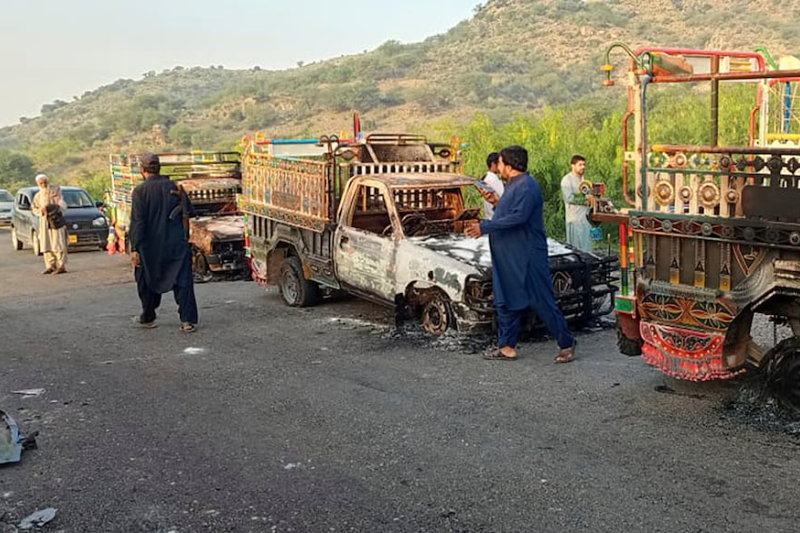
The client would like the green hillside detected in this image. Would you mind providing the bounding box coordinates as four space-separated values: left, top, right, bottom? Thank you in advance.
1 0 800 195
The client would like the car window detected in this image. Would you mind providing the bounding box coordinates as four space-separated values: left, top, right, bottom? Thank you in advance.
0 190 12 202
62 190 94 208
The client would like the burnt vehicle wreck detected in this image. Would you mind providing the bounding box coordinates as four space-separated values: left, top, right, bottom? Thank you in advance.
109 152 247 281
240 132 617 335
406 234 618 334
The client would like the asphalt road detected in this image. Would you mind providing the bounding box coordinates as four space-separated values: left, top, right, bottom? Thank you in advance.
1 228 799 533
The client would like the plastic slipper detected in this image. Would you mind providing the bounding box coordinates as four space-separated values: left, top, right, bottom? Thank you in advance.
555 340 577 364
180 323 197 333
131 316 157 329
483 347 517 361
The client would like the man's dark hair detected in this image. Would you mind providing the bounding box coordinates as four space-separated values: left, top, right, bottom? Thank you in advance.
486 152 500 168
571 154 586 165
499 146 528 173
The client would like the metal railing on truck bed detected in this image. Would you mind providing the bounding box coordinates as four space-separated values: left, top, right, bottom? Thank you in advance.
238 133 461 233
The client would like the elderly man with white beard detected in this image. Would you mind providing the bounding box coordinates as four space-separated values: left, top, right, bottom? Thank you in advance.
31 173 68 274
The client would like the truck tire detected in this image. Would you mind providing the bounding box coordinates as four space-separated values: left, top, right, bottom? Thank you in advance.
764 336 800 413
617 323 643 356
32 231 42 256
11 227 23 251
617 315 643 357
421 292 453 336
279 256 320 307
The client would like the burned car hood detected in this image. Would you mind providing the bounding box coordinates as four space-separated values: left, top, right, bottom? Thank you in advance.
189 215 244 242
408 234 592 274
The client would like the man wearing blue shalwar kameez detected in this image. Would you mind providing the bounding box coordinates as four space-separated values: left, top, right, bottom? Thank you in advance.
465 146 576 363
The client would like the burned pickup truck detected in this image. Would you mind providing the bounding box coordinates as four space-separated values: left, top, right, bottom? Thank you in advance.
109 151 246 281
239 133 616 334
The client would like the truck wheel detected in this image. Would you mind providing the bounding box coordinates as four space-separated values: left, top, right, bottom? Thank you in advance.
279 256 320 307
764 336 800 413
617 318 642 356
11 227 22 251
192 246 213 283
421 293 453 336
32 231 42 256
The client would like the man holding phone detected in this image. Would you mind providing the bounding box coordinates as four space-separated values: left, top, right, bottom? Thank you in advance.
466 146 576 363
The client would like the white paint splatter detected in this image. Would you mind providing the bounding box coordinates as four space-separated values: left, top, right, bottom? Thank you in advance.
283 463 302 470
183 347 205 355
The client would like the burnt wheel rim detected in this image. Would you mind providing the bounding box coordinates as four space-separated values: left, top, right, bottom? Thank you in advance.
422 297 450 336
192 250 212 283
766 337 800 413
281 269 300 305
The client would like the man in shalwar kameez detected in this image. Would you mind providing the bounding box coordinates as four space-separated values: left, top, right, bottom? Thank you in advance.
560 155 593 253
129 153 198 332
466 146 576 363
31 174 68 274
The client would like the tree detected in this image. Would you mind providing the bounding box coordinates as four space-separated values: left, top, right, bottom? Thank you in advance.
0 149 36 189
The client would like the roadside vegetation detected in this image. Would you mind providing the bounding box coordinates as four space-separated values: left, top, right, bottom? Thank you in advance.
0 0 790 234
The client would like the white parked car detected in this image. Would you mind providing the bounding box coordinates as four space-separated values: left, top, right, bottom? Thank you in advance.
0 189 13 227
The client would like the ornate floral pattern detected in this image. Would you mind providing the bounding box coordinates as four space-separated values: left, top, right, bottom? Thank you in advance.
639 293 736 332
639 320 743 381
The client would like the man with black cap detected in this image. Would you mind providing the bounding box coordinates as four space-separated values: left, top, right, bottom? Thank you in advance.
129 153 198 332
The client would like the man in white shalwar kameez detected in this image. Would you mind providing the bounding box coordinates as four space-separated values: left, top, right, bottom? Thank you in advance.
560 155 593 253
31 174 68 274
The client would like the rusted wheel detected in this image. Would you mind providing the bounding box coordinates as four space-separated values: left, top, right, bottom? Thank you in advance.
765 336 800 413
421 293 453 336
192 246 213 283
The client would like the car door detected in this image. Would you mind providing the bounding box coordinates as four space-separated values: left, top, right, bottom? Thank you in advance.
333 182 399 302
15 192 33 244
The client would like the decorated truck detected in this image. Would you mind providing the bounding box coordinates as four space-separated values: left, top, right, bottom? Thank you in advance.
598 44 800 408
238 132 617 335
108 151 246 281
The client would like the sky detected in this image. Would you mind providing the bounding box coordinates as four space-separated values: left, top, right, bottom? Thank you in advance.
0 0 479 127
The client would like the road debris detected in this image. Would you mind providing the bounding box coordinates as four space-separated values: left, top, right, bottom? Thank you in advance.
1 411 37 465
11 389 45 398
17 508 57 529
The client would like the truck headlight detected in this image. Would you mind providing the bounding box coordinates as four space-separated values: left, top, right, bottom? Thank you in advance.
92 216 107 227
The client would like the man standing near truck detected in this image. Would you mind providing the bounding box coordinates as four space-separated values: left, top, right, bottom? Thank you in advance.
129 153 198 332
466 145 576 363
560 154 592 252
482 152 504 220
